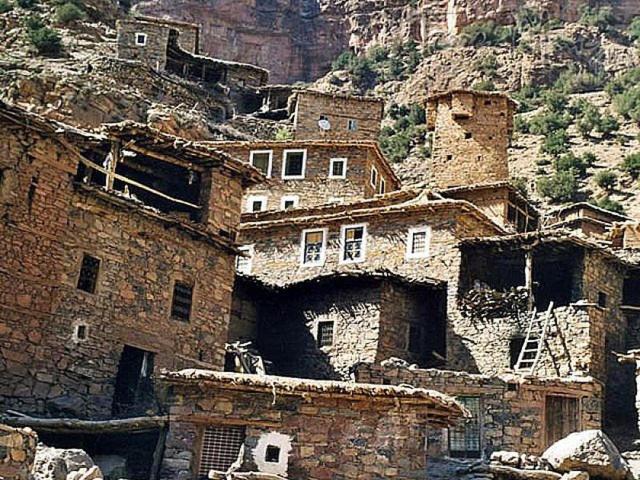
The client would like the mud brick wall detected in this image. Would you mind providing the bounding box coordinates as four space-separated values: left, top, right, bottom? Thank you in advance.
443 186 514 230
356 363 603 456
215 143 398 212
293 92 383 142
160 383 430 480
0 425 37 480
0 124 240 418
116 19 198 70
427 92 512 189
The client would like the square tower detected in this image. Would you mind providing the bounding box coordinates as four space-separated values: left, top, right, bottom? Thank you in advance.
426 90 516 189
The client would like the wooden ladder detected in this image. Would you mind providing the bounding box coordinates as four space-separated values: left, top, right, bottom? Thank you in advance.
514 302 554 374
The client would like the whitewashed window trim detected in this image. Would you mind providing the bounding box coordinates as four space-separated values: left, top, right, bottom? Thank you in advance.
247 195 268 213
135 32 148 46
249 150 273 178
280 195 299 210
339 223 368 264
370 166 378 188
329 158 348 179
406 226 431 260
282 149 307 180
300 228 328 267
379 178 386 194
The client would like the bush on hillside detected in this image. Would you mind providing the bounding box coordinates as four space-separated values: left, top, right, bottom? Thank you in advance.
472 79 496 91
622 153 640 179
16 0 37 8
537 170 579 203
555 153 588 177
629 16 640 44
460 20 518 47
528 111 571 136
592 196 625 214
55 2 84 24
595 170 617 192
540 129 570 156
0 0 13 13
579 6 616 33
28 26 62 56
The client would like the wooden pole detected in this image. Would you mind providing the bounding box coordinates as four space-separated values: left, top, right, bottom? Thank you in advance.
525 248 534 311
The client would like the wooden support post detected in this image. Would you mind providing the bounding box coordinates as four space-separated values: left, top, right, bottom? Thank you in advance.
525 249 534 311
107 141 121 190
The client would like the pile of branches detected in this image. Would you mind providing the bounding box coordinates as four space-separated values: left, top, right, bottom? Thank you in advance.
459 285 529 322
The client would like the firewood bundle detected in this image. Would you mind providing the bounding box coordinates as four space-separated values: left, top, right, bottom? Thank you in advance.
459 285 528 322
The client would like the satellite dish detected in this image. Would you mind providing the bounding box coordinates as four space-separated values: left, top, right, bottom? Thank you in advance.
318 119 331 130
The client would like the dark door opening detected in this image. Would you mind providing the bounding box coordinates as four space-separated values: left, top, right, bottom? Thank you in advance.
112 345 155 416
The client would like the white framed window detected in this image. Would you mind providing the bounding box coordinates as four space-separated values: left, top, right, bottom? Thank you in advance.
282 149 307 180
340 224 367 264
281 195 299 210
250 150 273 178
379 178 386 194
236 245 254 274
329 158 347 179
247 195 268 213
300 228 327 267
347 119 358 131
135 33 147 46
328 197 344 204
406 226 431 259
370 166 378 188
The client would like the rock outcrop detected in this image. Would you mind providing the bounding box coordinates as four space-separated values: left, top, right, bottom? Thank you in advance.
32 445 103 480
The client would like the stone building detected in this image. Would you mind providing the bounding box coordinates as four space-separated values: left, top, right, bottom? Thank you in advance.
159 370 465 480
546 202 631 240
0 102 261 419
210 140 400 212
426 90 516 189
290 90 384 142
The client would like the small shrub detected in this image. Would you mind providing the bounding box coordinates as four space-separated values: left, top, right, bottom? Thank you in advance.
555 153 588 178
514 116 529 134
592 196 625 214
540 129 569 156
543 89 569 112
472 79 496 91
274 128 292 141
0 0 13 13
332 51 357 70
579 6 616 33
16 0 38 8
55 2 84 24
24 14 44 30
595 170 617 192
537 170 579 203
596 115 619 138
512 84 543 112
622 153 640 179
474 53 498 78
581 152 598 166
460 20 518 47
528 111 571 136
379 104 427 163
28 26 62 56
629 16 640 44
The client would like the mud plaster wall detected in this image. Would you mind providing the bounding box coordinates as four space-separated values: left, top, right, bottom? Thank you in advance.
0 126 239 418
356 363 603 456
161 383 430 480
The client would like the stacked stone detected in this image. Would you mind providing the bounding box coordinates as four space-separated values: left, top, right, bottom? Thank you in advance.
0 425 37 480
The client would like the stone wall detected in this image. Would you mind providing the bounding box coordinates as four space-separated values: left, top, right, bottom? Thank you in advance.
213 142 399 212
0 425 37 480
355 363 603 456
293 91 383 142
160 376 433 480
0 121 241 418
427 92 513 189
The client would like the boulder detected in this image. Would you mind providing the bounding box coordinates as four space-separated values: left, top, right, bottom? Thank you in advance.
542 430 632 480
32 445 102 480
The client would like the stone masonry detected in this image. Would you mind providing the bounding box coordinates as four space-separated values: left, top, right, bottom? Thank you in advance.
0 425 37 480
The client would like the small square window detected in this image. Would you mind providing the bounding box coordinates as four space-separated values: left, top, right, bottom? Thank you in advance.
465 132 472 139
281 195 299 210
328 197 344 204
446 154 453 161
329 158 347 179
135 33 147 46
247 195 267 213
171 281 193 322
484 99 492 106
282 150 306 179
301 229 326 266
347 119 358 131
250 151 273 177
406 227 431 259
598 291 607 308
265 445 281 463
77 254 100 294
74 324 88 341
317 321 334 347
370 166 378 188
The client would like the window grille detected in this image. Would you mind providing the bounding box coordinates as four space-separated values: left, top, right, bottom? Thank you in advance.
411 231 428 255
171 281 193 321
198 426 246 477
317 321 334 347
330 158 346 178
303 231 324 265
449 396 481 458
77 254 100 294
283 151 305 178
343 227 364 261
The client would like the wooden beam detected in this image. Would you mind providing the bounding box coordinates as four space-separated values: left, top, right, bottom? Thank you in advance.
2 415 169 434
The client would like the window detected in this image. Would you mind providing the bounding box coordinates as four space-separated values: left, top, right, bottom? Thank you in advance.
465 132 473 139
379 178 386 194
406 227 431 259
171 281 193 321
317 321 334 347
449 396 482 458
328 197 344 204
236 245 253 275
370 166 378 188
281 195 299 210
347 119 358 131
407 324 423 355
300 229 327 267
73 324 88 342
199 426 246 476
265 445 281 463
446 154 453 161
77 254 100 294
135 33 147 46
545 396 579 447
250 150 273 177
598 291 607 308
247 195 267 213
329 158 347 179
340 224 367 264
282 150 307 179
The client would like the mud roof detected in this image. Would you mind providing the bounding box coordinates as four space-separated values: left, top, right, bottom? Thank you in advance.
129 15 200 30
293 89 384 104
427 89 518 108
161 370 466 427
546 202 631 222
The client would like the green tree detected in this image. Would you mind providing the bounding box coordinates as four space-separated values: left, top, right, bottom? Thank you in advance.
540 129 569 156
55 2 84 24
28 27 62 56
16 0 37 8
0 0 13 13
595 170 617 192
555 153 588 178
629 16 640 43
592 196 625 214
537 171 579 203
622 153 640 179
596 115 619 138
